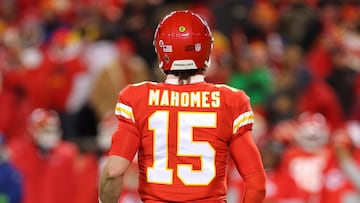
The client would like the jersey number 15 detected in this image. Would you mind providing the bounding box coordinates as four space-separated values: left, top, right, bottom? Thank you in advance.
147 110 217 186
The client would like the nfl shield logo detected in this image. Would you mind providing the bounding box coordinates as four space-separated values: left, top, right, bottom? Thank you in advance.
195 43 201 52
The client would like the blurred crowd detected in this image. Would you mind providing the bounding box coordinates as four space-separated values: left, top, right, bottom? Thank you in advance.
0 0 360 203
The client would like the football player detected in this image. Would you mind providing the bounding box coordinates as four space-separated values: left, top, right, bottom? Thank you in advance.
99 10 266 203
8 108 78 203
266 112 332 202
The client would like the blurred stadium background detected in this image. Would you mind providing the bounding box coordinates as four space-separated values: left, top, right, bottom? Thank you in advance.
0 0 360 203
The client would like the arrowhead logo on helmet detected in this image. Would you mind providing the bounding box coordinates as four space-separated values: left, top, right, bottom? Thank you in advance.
179 26 186 32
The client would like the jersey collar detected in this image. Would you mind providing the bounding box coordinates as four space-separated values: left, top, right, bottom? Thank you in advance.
165 74 205 85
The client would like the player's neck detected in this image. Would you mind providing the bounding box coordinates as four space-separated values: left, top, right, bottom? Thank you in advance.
165 74 205 85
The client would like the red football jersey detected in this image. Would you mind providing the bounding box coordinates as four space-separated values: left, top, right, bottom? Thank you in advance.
320 149 360 203
109 81 255 202
270 145 331 202
9 137 78 203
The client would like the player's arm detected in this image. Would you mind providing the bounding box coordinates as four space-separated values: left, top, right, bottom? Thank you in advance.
99 91 140 203
229 130 266 203
99 155 131 203
99 121 140 203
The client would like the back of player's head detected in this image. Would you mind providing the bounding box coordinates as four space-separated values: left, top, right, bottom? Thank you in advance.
153 10 213 72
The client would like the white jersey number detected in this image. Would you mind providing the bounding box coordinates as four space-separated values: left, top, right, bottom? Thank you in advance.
147 110 216 186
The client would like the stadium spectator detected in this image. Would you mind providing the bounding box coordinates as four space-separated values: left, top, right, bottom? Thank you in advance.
8 108 78 203
326 48 360 119
72 136 99 203
265 112 332 202
266 44 344 129
227 40 274 111
89 37 151 121
320 121 360 203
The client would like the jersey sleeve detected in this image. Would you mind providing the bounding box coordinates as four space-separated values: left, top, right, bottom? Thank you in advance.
229 89 255 140
225 89 266 202
229 120 266 203
109 85 140 162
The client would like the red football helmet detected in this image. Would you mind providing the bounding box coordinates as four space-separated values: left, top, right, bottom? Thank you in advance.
153 10 213 71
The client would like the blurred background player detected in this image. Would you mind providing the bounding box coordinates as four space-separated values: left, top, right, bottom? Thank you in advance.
320 120 360 203
264 112 332 202
99 10 266 203
8 108 78 203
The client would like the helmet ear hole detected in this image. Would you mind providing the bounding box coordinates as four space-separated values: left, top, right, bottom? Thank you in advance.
164 55 170 64
154 10 213 71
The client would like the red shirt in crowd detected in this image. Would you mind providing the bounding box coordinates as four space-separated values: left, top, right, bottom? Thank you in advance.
8 136 78 203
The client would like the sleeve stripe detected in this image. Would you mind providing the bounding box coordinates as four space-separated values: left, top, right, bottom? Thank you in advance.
233 111 254 134
115 102 135 122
